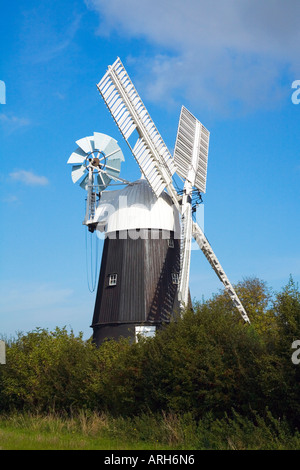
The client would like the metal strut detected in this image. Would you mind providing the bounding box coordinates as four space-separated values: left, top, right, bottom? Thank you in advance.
192 222 250 323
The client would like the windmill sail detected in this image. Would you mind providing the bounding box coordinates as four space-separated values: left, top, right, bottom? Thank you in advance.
97 58 178 202
192 221 250 323
178 193 193 307
174 106 209 307
174 106 209 192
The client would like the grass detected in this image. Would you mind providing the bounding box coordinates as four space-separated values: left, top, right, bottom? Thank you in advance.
0 410 300 450
0 427 167 450
0 412 175 450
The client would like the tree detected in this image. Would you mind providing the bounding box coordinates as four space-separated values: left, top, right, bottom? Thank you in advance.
0 327 102 412
271 277 300 426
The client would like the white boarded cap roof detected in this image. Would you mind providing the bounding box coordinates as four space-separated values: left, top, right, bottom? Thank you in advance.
95 179 180 234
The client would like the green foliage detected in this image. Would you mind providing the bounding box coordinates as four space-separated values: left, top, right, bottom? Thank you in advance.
1 276 300 437
0 327 103 412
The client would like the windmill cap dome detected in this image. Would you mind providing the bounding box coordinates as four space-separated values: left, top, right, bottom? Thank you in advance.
94 178 180 234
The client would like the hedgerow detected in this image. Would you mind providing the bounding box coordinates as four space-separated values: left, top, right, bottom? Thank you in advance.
1 277 300 431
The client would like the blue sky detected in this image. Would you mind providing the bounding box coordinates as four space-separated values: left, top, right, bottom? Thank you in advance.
1 0 300 339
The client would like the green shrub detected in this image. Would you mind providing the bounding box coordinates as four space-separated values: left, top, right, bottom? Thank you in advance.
0 327 102 412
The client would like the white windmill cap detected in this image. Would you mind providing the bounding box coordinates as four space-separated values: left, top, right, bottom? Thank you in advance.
94 178 180 235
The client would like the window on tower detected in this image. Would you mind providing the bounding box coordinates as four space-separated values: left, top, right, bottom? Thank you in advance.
168 238 174 248
171 273 179 285
108 273 117 286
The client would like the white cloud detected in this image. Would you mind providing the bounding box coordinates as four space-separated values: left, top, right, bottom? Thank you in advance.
9 170 49 186
2 195 19 204
0 113 31 128
86 0 300 113
87 0 300 54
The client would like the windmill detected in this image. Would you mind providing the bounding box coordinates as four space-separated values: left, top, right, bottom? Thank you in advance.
96 58 250 323
68 57 250 344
